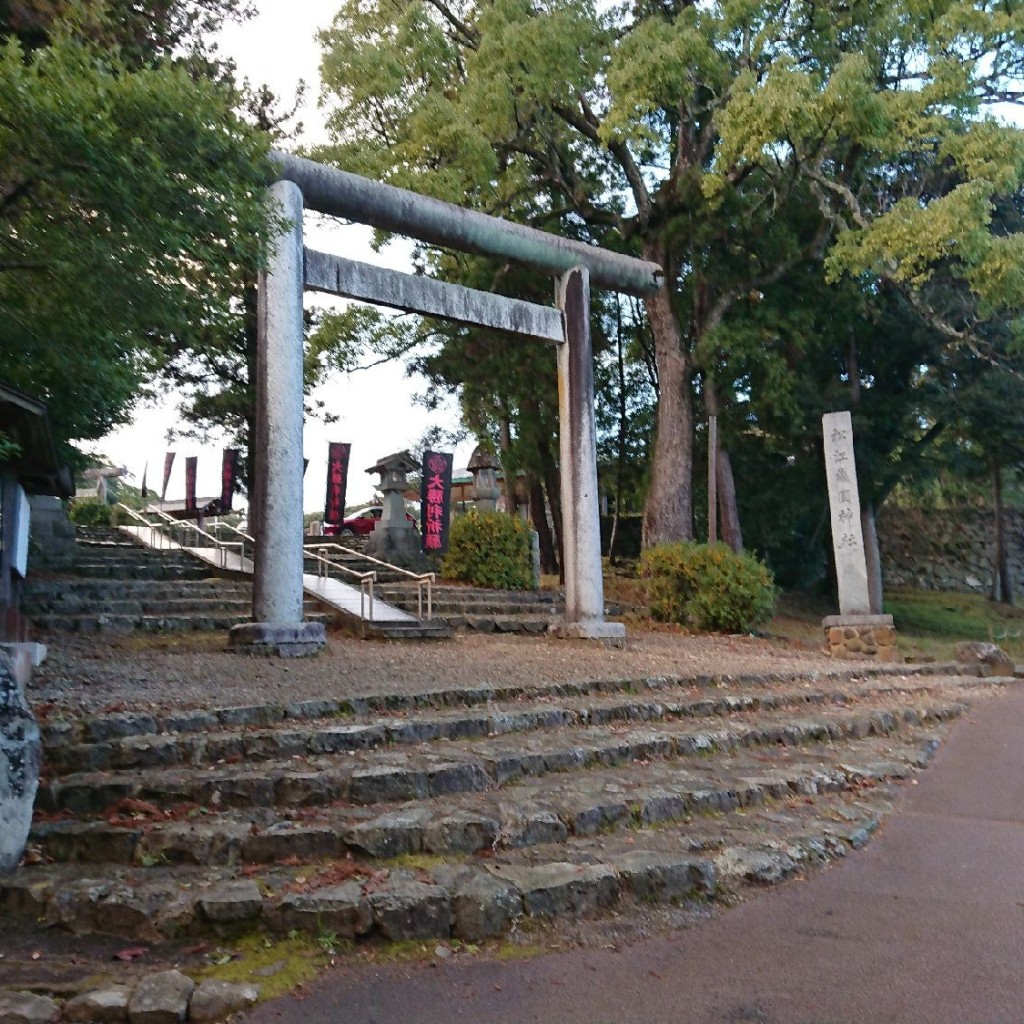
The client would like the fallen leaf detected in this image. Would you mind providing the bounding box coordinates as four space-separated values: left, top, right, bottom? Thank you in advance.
114 946 148 961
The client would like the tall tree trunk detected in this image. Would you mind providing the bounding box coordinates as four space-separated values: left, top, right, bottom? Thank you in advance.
861 501 883 614
641 245 693 548
991 460 1013 605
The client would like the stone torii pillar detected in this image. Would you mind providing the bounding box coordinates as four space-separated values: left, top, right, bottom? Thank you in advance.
230 180 325 657
555 267 624 641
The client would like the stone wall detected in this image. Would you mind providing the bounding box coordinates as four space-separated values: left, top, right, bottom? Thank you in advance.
878 505 1024 594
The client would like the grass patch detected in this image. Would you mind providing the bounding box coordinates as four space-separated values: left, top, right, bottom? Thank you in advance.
192 933 329 1001
883 588 1024 661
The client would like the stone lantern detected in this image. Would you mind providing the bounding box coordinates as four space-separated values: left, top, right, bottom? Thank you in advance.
467 446 501 512
365 450 419 559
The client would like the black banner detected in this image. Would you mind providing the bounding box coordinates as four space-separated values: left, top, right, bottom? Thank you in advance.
220 449 239 513
161 451 175 501
325 442 351 524
140 462 149 499
420 450 453 554
184 456 197 515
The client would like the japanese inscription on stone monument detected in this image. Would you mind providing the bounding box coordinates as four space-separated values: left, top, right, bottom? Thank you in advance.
822 411 871 615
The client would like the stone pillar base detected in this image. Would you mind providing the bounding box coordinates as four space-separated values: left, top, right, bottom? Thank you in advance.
229 622 326 658
550 620 627 645
822 614 901 662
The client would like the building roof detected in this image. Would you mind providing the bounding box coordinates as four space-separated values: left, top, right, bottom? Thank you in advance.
0 383 74 498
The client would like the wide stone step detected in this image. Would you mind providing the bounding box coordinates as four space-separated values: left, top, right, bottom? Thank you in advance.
35 697 969 815
28 612 256 634
29 731 936 867
5 778 900 944
38 672 991 776
52 564 213 581
24 597 254 618
23 579 249 600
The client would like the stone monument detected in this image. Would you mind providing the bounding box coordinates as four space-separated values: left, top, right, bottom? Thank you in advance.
467 446 501 512
0 646 41 873
821 411 899 661
365 451 420 561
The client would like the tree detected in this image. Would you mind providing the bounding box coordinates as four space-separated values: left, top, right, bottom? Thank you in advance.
316 0 1024 549
0 16 274 462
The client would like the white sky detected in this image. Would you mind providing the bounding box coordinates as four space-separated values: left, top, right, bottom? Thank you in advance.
90 1 474 511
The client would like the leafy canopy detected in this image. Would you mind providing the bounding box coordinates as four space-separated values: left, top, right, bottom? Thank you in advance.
0 20 275 457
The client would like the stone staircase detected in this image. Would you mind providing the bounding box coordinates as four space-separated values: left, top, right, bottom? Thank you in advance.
3 663 1015 951
22 527 326 635
306 536 565 634
375 583 562 634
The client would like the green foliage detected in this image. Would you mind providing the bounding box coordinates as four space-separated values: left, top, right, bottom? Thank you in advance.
639 542 775 633
67 498 111 526
318 0 1024 551
0 21 274 459
441 509 533 590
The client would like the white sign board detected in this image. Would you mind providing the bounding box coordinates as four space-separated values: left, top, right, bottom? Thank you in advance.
822 411 870 616
11 485 30 578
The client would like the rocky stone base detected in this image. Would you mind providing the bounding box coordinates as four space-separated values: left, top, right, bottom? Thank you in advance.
0 973 257 1024
823 614 901 662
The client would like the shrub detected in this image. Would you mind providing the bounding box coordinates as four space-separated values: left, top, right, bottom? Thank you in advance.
67 498 111 526
441 508 533 590
639 541 775 633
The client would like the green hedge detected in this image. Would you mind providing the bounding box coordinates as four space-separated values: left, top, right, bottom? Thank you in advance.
441 509 533 590
67 498 111 526
639 541 775 633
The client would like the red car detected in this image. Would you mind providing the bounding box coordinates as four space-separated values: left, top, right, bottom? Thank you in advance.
324 505 417 537
325 505 383 537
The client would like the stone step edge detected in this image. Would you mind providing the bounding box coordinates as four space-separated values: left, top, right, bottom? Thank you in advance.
38 660 992 749
32 739 934 867
5 805 889 946
39 676 992 778
38 703 958 815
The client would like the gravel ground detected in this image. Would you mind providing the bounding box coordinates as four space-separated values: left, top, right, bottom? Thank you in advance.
27 625 850 715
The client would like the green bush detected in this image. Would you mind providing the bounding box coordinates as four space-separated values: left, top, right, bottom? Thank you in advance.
67 498 111 526
639 541 775 633
441 508 533 590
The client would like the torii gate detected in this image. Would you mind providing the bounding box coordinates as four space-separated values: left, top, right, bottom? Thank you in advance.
229 153 662 656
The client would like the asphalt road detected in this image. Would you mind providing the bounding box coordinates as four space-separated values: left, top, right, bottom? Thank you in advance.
244 685 1024 1024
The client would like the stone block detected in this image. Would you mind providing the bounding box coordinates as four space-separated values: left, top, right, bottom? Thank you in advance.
188 981 259 1022
198 879 262 923
63 985 132 1022
0 991 60 1024
345 808 429 858
266 883 371 938
615 852 715 901
451 872 522 941
423 813 500 854
349 766 429 804
368 880 451 940
953 640 1015 675
487 862 618 918
127 970 194 1024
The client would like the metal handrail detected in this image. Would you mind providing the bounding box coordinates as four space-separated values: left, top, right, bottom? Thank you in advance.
305 542 435 619
303 547 377 620
115 504 243 569
114 506 432 623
